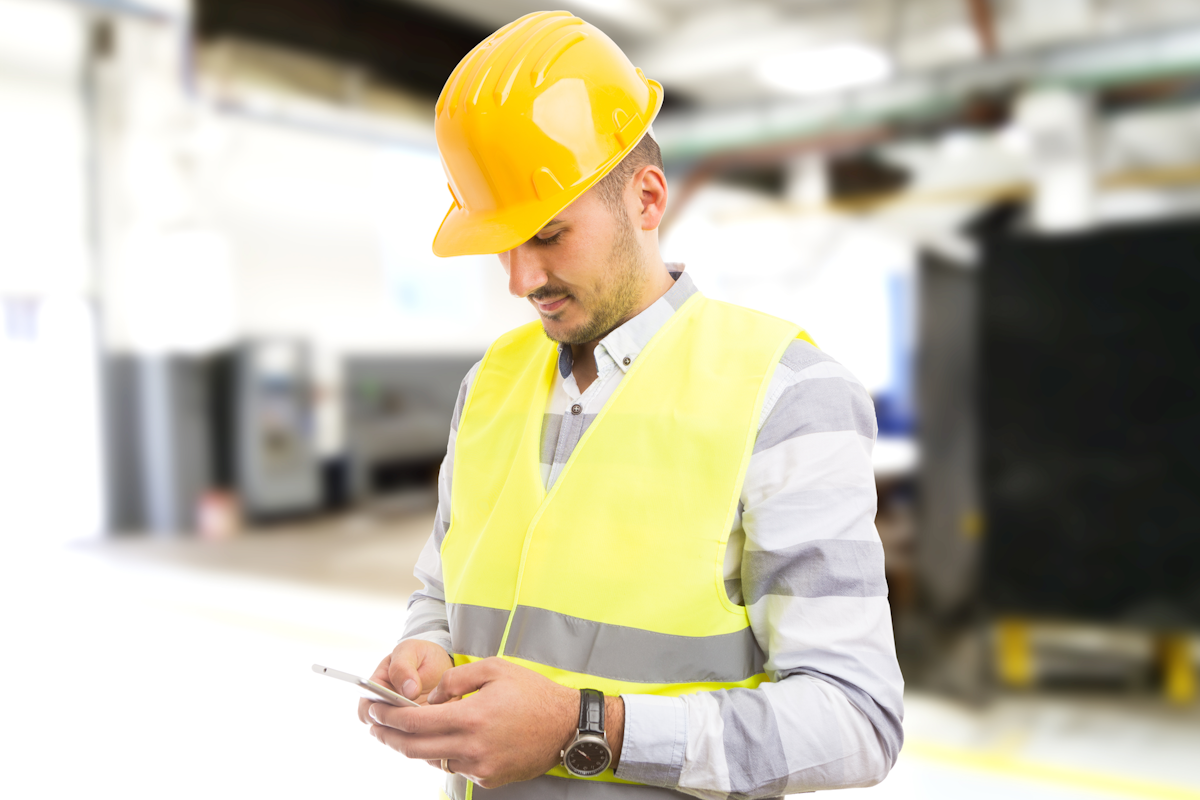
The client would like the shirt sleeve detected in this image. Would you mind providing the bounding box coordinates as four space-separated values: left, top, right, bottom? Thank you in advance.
399 362 481 655
615 340 904 798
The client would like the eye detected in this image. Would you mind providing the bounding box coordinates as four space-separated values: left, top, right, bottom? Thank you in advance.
532 230 564 246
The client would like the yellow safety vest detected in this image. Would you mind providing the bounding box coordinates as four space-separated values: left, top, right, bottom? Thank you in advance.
440 294 809 799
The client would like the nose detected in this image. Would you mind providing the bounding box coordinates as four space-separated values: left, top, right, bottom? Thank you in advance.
504 245 548 298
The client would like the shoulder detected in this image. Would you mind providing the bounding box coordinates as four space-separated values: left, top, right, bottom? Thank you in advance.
451 359 484 432
756 339 877 446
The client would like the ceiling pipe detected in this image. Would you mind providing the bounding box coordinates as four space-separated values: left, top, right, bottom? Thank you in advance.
656 22 1200 165
661 127 891 232
657 20 1200 228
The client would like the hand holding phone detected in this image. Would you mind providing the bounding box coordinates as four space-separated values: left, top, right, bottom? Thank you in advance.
312 664 421 707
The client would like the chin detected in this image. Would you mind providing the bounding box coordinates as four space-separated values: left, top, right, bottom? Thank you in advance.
539 320 569 343
540 314 579 341
541 323 588 346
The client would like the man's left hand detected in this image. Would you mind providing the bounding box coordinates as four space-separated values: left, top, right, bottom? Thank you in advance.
366 657 623 789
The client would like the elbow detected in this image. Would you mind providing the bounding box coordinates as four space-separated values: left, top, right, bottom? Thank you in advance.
859 710 904 788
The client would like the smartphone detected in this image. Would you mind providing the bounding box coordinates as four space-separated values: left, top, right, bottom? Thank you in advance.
312 664 421 708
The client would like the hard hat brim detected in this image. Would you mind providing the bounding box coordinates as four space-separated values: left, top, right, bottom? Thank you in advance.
432 80 664 258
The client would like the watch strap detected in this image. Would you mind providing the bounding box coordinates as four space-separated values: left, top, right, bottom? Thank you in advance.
577 688 605 736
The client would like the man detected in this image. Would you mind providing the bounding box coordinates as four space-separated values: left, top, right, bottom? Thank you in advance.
358 11 903 799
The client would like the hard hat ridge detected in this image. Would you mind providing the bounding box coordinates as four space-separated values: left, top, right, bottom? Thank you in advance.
432 10 664 257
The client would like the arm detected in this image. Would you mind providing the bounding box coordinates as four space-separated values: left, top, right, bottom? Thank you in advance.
397 361 481 653
615 340 904 798
356 363 479 717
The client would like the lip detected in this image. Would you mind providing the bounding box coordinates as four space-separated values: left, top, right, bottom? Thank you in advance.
534 296 569 314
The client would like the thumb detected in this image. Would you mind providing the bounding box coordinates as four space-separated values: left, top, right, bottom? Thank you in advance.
428 659 494 705
387 649 423 701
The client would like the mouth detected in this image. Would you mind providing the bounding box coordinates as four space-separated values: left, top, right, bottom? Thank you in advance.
532 295 569 314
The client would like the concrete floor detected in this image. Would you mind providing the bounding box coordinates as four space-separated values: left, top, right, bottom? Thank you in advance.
2 511 1198 800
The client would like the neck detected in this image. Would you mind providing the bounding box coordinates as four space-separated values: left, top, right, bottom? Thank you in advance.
570 255 674 394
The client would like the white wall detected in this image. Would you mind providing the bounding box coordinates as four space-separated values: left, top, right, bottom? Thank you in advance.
0 0 104 542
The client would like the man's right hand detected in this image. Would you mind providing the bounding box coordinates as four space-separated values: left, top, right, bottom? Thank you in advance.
356 639 454 724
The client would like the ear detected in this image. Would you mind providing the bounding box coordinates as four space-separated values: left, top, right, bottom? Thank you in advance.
631 165 668 232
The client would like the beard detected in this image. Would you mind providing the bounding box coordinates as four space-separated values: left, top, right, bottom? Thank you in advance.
535 210 647 345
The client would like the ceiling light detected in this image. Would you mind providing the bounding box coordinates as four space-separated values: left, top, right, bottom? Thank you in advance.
755 44 892 96
571 0 666 34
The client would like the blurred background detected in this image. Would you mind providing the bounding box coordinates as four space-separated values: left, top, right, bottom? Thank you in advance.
2 0 1199 797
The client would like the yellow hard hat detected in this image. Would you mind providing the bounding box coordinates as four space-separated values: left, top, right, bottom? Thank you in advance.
432 10 664 257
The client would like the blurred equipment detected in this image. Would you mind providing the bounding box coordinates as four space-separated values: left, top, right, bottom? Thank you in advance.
431 10 663 257
979 216 1200 627
107 340 319 534
977 214 1200 698
210 340 320 522
343 355 479 505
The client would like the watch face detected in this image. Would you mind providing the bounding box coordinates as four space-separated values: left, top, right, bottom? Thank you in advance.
565 738 611 777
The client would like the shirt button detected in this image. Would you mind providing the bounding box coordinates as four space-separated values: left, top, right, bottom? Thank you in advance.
622 356 631 366
571 404 582 415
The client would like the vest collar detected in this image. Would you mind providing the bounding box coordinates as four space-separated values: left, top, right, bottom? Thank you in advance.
556 264 696 379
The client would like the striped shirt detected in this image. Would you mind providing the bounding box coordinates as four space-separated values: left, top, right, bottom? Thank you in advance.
403 268 904 798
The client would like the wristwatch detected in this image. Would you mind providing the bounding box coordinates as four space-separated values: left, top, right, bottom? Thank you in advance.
561 688 612 777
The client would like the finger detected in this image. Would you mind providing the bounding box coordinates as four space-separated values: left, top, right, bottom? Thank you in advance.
368 654 393 686
428 659 496 705
415 648 454 700
369 724 464 764
368 702 467 736
357 696 374 725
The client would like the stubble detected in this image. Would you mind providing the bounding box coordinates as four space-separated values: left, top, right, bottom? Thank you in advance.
541 210 646 345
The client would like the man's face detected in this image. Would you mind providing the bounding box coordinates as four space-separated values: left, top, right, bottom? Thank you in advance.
498 184 646 345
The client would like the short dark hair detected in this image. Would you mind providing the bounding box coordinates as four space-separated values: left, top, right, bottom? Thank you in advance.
594 133 663 215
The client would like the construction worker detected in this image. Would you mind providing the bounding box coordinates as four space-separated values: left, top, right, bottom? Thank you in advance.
357 11 903 799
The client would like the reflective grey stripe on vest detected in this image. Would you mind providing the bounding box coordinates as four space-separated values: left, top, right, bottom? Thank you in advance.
473 774 704 799
449 603 765 684
448 603 510 658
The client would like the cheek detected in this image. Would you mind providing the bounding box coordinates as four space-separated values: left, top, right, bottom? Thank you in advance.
558 245 606 296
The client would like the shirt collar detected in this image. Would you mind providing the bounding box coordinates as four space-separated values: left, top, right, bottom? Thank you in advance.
557 263 697 378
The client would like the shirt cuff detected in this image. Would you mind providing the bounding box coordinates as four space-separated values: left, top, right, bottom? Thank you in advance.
613 694 687 787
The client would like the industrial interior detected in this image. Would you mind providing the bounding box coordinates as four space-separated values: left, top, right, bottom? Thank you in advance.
2 0 1199 797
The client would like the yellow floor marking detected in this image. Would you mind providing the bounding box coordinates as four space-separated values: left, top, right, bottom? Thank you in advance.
906 739 1200 800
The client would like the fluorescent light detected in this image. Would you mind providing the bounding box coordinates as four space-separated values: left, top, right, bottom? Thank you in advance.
571 0 667 34
755 44 891 96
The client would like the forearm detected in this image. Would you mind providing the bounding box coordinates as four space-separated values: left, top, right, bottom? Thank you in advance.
606 695 624 772
616 672 895 799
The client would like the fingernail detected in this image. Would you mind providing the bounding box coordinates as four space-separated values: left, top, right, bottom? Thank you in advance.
402 680 418 699
368 705 380 722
